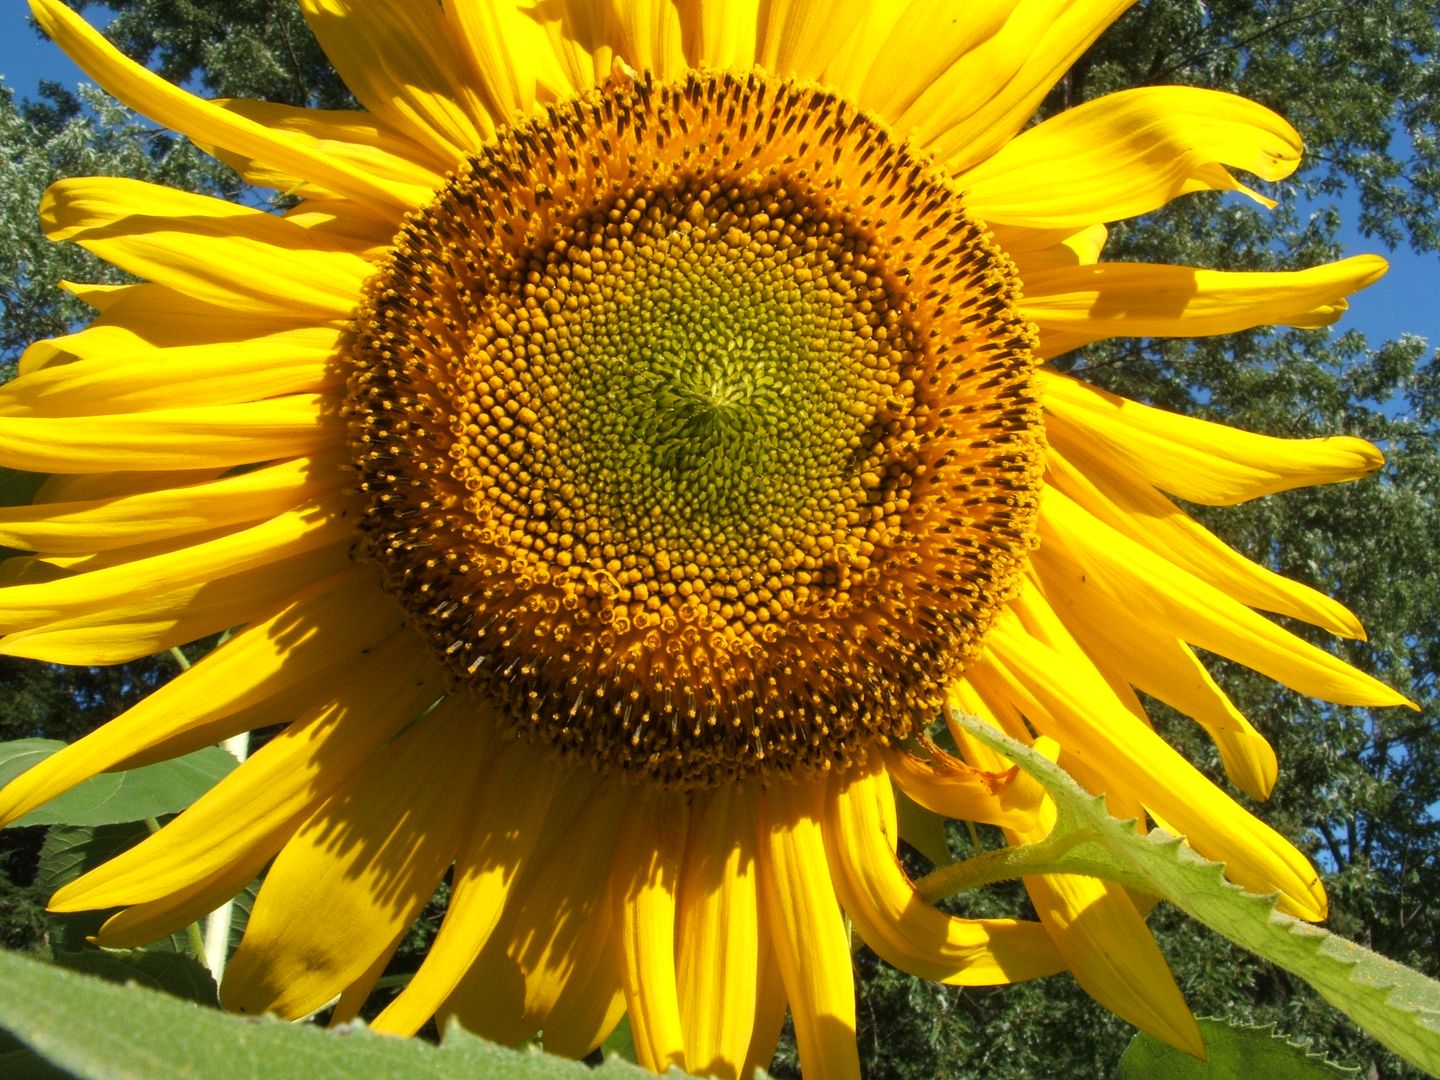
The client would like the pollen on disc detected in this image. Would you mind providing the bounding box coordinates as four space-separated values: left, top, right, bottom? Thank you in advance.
345 70 1044 788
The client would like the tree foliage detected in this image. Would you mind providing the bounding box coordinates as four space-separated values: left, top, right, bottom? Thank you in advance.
71 0 350 108
2 0 1438 1076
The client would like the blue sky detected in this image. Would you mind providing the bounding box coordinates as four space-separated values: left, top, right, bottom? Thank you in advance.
3 9 1436 362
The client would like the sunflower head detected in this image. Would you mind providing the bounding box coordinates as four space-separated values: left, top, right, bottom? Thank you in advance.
345 70 1044 787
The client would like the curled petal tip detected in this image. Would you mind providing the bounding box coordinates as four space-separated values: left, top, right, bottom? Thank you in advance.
1350 253 1389 288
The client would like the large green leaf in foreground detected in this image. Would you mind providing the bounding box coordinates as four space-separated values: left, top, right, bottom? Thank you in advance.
928 714 1440 1076
0 949 680 1080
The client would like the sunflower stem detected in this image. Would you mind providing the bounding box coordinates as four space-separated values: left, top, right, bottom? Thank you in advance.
915 829 1097 902
201 731 252 981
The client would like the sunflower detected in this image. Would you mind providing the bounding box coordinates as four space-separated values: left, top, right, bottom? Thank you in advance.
0 0 1409 1076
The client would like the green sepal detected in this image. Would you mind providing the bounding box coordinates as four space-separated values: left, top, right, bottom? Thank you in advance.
0 949 709 1080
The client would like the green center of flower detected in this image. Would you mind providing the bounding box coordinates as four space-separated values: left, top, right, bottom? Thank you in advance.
345 71 1043 788
494 177 909 589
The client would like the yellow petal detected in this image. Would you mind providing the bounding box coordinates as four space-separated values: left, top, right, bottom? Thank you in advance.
980 607 1329 919
828 0 1015 119
950 691 1152 870
21 286 329 376
949 715 1061 826
1040 369 1386 505
0 560 59 591
963 86 1301 228
31 467 218 506
29 525 249 575
58 280 128 310
48 631 444 912
298 0 498 160
440 783 630 1047
522 0 618 95
1046 436 1364 637
512 789 630 1042
612 0 692 81
100 585 393 776
757 778 861 1080
881 742 1036 832
330 944 401 1028
212 99 440 204
0 394 332 474
1022 256 1388 356
41 179 372 317
446 2 550 123
948 671 1032 750
27 0 416 212
1038 568 1278 800
1039 487 1410 710
221 697 484 1018
372 739 597 1036
537 907 627 1058
757 0 880 82
744 920 790 1080
0 457 343 555
0 501 346 634
903 0 1139 173
607 789 690 1074
676 785 761 1080
1 327 338 418
1029 871 1203 1055
687 0 760 70
825 764 1066 985
94 827 284 949
281 198 399 256
0 567 397 827
973 731 1203 1053
994 222 1108 272
0 543 349 665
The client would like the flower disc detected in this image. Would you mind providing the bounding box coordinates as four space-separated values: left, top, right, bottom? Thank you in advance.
346 71 1044 787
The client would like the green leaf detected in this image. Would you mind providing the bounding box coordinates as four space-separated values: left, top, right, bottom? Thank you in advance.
0 1027 77 1080
36 822 154 956
218 875 259 955
0 949 695 1080
35 823 148 898
932 713 1440 1076
0 741 236 827
0 468 45 509
34 821 259 965
51 949 217 1007
0 742 64 798
0 469 46 560
600 1014 637 1063
1118 1019 1358 1078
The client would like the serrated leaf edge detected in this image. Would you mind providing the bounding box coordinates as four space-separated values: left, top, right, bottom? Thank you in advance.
951 711 1440 1077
